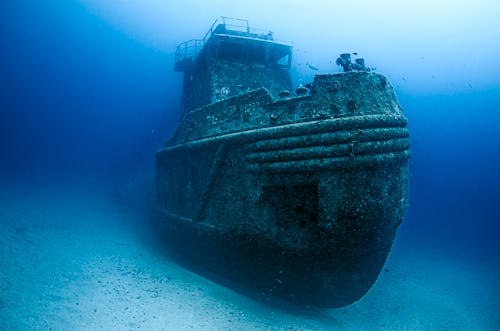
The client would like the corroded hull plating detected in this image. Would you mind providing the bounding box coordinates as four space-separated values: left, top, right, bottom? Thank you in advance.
155 72 410 307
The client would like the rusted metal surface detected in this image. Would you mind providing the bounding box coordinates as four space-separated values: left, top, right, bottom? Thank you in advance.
156 21 410 307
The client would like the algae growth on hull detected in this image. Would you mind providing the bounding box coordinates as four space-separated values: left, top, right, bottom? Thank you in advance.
155 18 410 307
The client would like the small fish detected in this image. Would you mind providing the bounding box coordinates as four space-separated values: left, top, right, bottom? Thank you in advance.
352 52 358 55
306 62 319 71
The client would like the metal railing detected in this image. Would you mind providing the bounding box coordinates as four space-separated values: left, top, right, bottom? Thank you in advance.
220 16 272 37
174 17 273 69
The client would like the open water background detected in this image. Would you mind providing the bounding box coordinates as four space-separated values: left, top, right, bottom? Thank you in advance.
1 1 499 329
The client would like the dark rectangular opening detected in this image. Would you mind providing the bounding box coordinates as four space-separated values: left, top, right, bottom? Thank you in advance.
261 184 318 229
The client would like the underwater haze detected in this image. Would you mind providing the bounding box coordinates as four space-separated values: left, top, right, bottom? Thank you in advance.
1 0 499 329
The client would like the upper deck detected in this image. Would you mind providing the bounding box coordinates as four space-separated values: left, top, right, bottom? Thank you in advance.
174 17 292 72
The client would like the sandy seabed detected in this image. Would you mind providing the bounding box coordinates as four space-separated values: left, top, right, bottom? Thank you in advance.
1 186 498 330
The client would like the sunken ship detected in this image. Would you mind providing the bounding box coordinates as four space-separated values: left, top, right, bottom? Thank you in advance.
155 17 410 307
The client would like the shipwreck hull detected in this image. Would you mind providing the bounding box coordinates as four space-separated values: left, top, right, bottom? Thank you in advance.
155 72 410 307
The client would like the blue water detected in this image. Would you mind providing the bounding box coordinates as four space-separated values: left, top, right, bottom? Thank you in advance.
1 1 499 329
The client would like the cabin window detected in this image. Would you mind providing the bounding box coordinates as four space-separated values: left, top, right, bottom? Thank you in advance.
276 54 290 67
